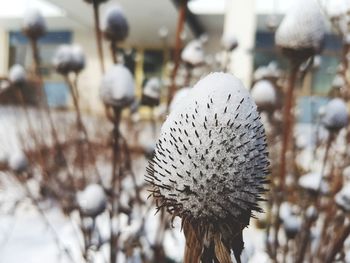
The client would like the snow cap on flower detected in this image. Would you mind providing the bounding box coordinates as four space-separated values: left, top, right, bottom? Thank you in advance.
332 74 345 89
253 62 281 81
251 80 277 111
327 0 350 18
322 98 348 131
275 0 326 60
335 183 350 212
9 151 28 174
143 77 161 99
146 72 269 261
22 9 46 39
102 5 129 42
9 64 27 86
77 184 107 217
221 34 238 51
181 39 205 66
100 64 135 108
70 45 85 73
283 215 301 239
298 172 329 194
52 45 74 75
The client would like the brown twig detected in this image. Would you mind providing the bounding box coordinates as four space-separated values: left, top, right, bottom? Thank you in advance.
92 0 105 73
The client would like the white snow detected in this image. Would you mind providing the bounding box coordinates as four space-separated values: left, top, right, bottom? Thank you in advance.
77 184 107 218
332 74 345 88
251 80 277 110
22 9 46 38
100 64 135 108
221 34 238 51
169 87 191 112
298 172 329 193
143 77 161 99
8 64 27 85
52 45 74 75
8 150 28 173
322 98 348 131
181 39 205 66
275 0 326 51
70 45 86 73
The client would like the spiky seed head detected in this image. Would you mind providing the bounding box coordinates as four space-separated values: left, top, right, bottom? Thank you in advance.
9 64 27 86
147 72 269 259
9 151 28 174
100 64 135 108
22 9 46 39
221 34 238 51
251 80 277 112
77 184 107 218
275 0 326 63
169 87 191 112
142 77 161 107
102 5 129 42
322 98 348 132
181 40 205 67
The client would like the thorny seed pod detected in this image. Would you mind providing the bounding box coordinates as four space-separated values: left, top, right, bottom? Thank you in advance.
100 64 135 108
251 80 277 112
77 184 107 218
275 0 326 64
102 5 129 42
181 40 205 67
146 72 269 262
8 64 27 86
322 98 348 132
22 9 46 39
141 77 161 107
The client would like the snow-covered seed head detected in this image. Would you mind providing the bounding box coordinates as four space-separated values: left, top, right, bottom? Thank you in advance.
146 72 269 260
8 64 27 86
283 215 301 239
70 45 86 73
251 80 277 112
100 64 135 108
52 45 74 75
22 9 46 39
298 172 329 194
77 184 107 218
221 34 238 51
142 77 161 107
102 5 129 42
275 0 326 63
181 40 205 67
335 184 350 212
322 98 348 132
9 151 28 174
332 74 346 89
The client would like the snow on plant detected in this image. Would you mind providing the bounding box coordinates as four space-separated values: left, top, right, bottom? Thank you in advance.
77 184 107 218
102 5 129 43
251 80 277 112
181 39 205 67
22 9 46 39
8 64 27 86
147 72 269 262
53 44 86 75
322 98 348 132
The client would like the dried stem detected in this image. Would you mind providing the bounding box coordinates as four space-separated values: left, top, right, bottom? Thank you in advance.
167 0 187 107
92 0 105 73
325 221 350 263
110 41 118 64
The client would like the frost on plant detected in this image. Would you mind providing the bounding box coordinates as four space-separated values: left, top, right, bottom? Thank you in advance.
146 72 269 262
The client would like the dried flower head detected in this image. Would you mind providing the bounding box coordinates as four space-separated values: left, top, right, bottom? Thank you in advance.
275 0 326 63
70 45 86 73
221 34 238 51
9 151 28 174
52 45 86 75
100 64 135 108
251 80 277 112
102 5 129 42
146 72 269 262
22 9 46 39
141 77 161 107
9 64 27 86
181 40 205 67
322 98 348 132
77 184 107 218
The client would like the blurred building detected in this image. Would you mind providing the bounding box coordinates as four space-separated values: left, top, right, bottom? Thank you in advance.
0 0 342 118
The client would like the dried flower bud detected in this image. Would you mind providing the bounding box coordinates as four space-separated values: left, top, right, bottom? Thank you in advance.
141 77 161 107
322 98 348 132
9 64 27 86
181 40 205 67
146 72 269 261
77 184 107 217
9 151 28 174
100 64 135 108
275 0 326 63
221 34 238 51
251 80 277 112
52 45 73 75
22 9 46 39
102 5 129 42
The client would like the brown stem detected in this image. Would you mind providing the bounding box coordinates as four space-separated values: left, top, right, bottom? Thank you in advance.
92 0 105 73
325 222 350 263
167 0 187 107
29 38 40 76
110 41 118 64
